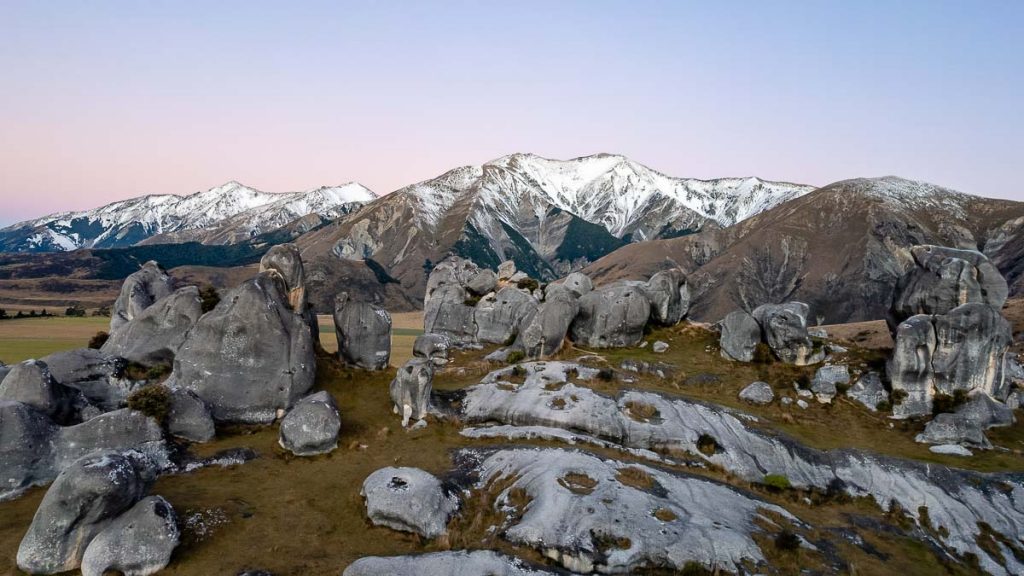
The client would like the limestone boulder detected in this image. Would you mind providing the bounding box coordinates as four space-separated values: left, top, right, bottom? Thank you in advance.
752 302 817 365
334 292 392 370
17 451 147 574
0 360 82 424
80 496 179 576
111 261 175 331
166 387 215 443
891 245 1008 326
259 243 307 313
560 272 593 297
931 303 1011 399
389 359 433 428
570 283 651 348
643 268 689 326
39 349 132 412
424 284 477 346
102 286 203 365
738 381 774 405
344 551 557 576
412 334 452 366
474 287 538 345
465 269 498 297
515 285 578 359
719 310 762 363
173 272 316 423
279 391 341 456
361 467 457 539
810 364 850 403
845 372 889 412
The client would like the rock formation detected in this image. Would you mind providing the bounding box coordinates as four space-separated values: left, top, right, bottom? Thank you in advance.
344 551 558 576
412 334 451 366
110 261 175 331
0 360 83 424
570 283 652 348
279 391 341 456
738 381 774 405
719 301 824 365
102 286 203 365
718 310 762 362
361 467 457 539
389 359 433 428
891 245 1008 327
80 495 180 576
334 292 392 370
514 284 578 359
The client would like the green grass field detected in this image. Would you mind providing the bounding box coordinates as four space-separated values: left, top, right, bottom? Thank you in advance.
0 316 110 363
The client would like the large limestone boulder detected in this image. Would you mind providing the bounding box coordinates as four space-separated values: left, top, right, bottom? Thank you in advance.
474 287 538 345
465 269 498 297
889 304 1011 418
389 359 433 428
39 349 132 412
80 496 179 576
54 409 169 473
752 302 817 365
809 364 850 403
423 257 482 346
0 400 60 500
102 286 203 365
738 381 774 405
0 360 81 424
259 243 307 313
845 372 888 412
560 272 593 297
412 334 452 366
570 283 651 348
361 467 458 539
166 387 215 443
111 261 175 331
279 391 341 456
334 292 392 370
173 272 316 424
642 268 689 326
719 310 762 362
515 285 579 359
17 451 147 574
891 245 1008 326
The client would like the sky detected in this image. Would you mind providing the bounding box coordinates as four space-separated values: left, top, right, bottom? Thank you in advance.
1 0 1022 225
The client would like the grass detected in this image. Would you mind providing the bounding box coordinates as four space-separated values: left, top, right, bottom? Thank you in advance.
317 312 423 367
0 316 111 363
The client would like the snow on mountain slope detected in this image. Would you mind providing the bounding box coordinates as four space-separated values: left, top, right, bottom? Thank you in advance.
0 181 376 252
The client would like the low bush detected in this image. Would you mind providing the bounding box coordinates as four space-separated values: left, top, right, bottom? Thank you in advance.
752 342 775 364
199 285 221 313
126 386 171 425
890 389 909 406
932 389 969 415
762 474 792 491
774 529 801 551
507 350 526 364
88 331 109 349
516 278 539 292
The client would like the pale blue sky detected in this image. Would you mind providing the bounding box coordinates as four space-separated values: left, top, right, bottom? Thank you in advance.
1 0 1021 224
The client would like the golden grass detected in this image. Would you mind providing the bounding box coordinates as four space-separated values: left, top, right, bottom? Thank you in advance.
0 316 111 363
316 312 423 367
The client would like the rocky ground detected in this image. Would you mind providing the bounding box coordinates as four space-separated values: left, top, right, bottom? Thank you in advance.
3 318 1022 574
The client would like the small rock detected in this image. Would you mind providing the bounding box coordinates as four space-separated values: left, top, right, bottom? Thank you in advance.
797 399 809 409
361 467 458 539
410 419 428 431
652 341 669 354
781 397 793 406
929 444 973 457
497 260 517 280
845 372 888 412
279 391 341 456
738 381 774 405
810 364 850 403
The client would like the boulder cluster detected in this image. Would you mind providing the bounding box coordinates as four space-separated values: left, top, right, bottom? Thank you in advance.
0 243 358 573
719 302 827 365
423 257 690 359
886 245 1018 448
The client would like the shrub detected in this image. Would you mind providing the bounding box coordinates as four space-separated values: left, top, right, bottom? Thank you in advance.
0 308 7 320
64 305 86 317
752 342 775 364
146 364 172 380
696 433 721 456
890 389 909 406
126 386 171 425
92 306 111 317
775 529 801 551
199 285 221 313
875 399 892 412
597 368 615 381
507 350 526 364
932 389 969 415
511 365 527 378
795 372 812 390
464 295 481 307
516 278 539 292
762 474 792 491
88 331 110 349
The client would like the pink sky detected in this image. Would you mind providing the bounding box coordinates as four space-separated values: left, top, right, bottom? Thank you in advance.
2 1 1022 225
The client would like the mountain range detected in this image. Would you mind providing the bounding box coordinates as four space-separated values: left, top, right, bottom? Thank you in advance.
2 153 1021 324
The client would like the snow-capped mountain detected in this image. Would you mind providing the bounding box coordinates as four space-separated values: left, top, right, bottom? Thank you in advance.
0 181 376 252
298 153 814 304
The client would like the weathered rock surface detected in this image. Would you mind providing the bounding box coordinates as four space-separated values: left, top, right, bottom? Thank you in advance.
361 467 457 539
174 271 316 423
560 271 593 297
719 309 762 362
17 451 148 574
0 360 81 424
0 361 9 382
423 257 481 346
890 303 1011 418
467 448 794 573
570 283 651 348
642 268 689 326
102 286 203 365
80 495 179 576
279 391 340 456
891 245 1008 326
845 372 888 412
334 292 392 370
738 381 774 405
465 269 498 297
917 391 1015 448
110 261 175 331
651 340 669 353
752 302 817 365
497 260 518 280
344 550 557 576
474 287 538 345
810 364 850 403
166 387 215 443
259 243 307 313
389 359 433 427
457 361 1024 574
39 349 133 412
412 334 451 366
515 285 578 359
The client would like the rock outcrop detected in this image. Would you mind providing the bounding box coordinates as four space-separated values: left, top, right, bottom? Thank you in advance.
718 310 762 362
39 349 134 412
845 372 888 411
809 364 849 403
891 245 1008 327
738 381 774 405
102 286 203 365
389 359 433 428
412 334 451 366
165 387 215 443
570 283 651 348
642 268 690 326
474 287 538 345
334 292 392 370
173 271 316 423
16 451 149 574
279 391 341 456
344 551 558 576
80 495 180 576
0 360 82 424
361 467 457 539
514 284 579 359
259 243 307 313
110 261 175 331
752 302 818 365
